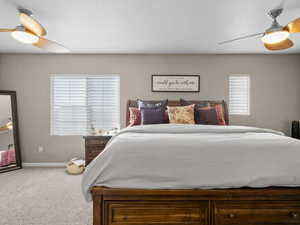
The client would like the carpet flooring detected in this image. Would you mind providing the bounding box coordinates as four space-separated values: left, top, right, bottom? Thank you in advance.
0 168 92 225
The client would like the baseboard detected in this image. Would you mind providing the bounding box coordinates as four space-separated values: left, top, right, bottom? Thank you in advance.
22 162 65 168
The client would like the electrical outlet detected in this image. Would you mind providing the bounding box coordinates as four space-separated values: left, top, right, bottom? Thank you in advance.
38 146 44 153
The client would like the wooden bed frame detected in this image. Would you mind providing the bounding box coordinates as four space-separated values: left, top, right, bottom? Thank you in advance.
91 100 300 225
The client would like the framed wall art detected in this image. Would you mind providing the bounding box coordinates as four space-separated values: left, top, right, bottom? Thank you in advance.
151 75 200 92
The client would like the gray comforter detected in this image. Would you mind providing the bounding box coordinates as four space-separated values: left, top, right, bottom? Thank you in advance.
82 124 300 201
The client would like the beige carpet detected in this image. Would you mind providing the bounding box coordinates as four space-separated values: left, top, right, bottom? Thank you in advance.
0 168 92 225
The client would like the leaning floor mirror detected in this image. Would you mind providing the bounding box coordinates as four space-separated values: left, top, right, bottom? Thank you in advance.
0 91 21 172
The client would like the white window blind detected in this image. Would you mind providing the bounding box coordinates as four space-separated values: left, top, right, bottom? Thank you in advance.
229 75 250 115
51 75 120 135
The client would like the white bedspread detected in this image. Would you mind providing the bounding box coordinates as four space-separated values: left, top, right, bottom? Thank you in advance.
82 124 300 201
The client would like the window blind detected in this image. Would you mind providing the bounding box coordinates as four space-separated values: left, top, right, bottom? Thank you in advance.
51 75 120 135
229 75 250 115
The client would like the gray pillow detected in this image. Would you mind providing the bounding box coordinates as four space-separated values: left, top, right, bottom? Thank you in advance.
140 107 165 125
137 99 168 110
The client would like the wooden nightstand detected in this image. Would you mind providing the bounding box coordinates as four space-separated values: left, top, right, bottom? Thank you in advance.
292 121 300 139
84 135 112 166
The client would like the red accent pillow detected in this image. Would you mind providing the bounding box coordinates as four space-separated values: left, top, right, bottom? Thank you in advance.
214 104 226 125
129 107 141 126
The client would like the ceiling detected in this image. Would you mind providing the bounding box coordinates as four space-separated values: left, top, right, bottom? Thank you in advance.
1 0 300 54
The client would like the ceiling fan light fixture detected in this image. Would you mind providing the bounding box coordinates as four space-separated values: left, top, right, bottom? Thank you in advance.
261 30 290 44
11 26 39 44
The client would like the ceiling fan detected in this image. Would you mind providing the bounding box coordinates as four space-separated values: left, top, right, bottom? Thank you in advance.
0 7 70 53
219 7 300 51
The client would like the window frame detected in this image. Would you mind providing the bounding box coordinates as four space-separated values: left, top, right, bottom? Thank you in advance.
50 74 120 136
228 74 251 116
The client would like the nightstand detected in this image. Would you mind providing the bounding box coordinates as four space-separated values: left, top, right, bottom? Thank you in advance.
83 135 112 166
292 121 300 139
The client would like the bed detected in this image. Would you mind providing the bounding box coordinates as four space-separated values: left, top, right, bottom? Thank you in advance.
83 100 300 225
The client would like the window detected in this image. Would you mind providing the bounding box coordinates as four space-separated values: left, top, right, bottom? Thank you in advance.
229 75 250 115
51 75 120 135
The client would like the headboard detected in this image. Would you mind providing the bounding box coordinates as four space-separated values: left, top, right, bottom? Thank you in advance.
126 100 229 126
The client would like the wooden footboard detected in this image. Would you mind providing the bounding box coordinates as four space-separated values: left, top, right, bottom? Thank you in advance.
91 187 300 225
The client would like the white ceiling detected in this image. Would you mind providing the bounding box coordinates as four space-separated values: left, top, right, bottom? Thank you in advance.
1 0 300 54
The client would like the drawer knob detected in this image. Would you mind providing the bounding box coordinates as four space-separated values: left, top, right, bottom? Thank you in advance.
291 212 299 218
228 213 235 218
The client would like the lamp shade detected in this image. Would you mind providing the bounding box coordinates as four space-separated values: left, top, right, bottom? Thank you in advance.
11 26 39 44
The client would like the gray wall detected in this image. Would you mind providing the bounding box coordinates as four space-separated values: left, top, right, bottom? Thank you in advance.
0 54 299 163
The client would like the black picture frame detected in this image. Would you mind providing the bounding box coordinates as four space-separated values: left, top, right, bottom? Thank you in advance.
0 90 22 173
151 75 200 92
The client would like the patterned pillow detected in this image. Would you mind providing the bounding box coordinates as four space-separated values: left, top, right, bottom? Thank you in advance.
180 99 208 123
129 107 141 126
167 105 195 124
214 104 226 125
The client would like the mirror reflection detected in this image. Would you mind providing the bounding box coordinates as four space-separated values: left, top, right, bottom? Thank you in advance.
0 95 16 169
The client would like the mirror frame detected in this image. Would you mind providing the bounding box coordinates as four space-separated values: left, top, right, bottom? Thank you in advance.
0 90 22 173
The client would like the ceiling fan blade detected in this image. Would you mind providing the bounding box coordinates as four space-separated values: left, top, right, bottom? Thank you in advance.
264 38 293 50
0 28 15 32
284 17 300 33
19 11 47 36
33 37 70 53
218 33 263 45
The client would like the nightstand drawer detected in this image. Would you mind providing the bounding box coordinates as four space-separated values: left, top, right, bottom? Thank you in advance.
84 135 113 166
87 138 110 145
87 145 106 152
88 151 101 159
86 146 105 162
